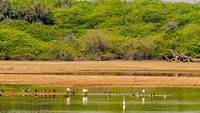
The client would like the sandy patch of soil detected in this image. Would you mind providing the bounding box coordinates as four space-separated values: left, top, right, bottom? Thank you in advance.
0 61 199 87
0 61 199 74
0 74 200 87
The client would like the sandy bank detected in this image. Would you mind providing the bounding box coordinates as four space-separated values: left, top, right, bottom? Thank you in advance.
0 61 200 73
0 61 199 87
0 74 200 87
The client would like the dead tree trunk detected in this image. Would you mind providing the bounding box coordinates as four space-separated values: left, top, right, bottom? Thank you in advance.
165 49 179 62
165 50 196 63
190 59 200 63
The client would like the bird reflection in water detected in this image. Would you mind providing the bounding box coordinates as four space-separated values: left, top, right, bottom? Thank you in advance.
142 97 145 105
123 96 125 113
66 97 70 105
83 96 88 105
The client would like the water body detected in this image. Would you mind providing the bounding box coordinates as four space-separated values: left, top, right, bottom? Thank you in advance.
1 87 200 113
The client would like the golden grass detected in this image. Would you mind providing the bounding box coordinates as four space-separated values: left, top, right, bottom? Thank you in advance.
0 61 200 73
0 61 200 87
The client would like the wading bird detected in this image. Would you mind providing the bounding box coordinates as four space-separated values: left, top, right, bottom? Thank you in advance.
67 88 71 93
82 89 88 96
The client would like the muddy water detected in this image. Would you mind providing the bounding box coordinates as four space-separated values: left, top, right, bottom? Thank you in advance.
1 71 200 77
0 87 200 113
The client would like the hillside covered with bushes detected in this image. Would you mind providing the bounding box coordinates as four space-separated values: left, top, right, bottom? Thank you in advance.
0 0 199 60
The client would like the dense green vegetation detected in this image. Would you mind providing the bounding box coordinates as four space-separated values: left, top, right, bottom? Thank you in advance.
0 0 199 60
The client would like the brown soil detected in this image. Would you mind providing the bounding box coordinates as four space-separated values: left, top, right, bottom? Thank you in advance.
0 61 200 73
0 61 200 87
0 74 200 87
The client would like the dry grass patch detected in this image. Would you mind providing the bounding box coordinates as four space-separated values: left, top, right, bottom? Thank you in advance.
0 61 199 73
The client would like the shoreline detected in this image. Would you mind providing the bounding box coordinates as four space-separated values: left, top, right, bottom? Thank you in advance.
1 75 200 87
0 61 200 87
0 61 200 73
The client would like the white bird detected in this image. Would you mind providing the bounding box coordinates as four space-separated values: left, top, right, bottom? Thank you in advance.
142 89 145 93
67 88 71 92
82 89 88 93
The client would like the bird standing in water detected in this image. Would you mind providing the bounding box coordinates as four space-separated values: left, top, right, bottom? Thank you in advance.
82 89 88 96
67 88 71 93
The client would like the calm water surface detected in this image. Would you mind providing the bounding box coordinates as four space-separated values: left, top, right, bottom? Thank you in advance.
1 87 200 113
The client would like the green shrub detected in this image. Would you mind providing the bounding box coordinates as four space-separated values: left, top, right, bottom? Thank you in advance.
0 0 199 60
79 30 115 60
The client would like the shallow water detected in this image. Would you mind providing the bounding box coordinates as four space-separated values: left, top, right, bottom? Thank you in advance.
1 87 200 113
2 71 200 77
